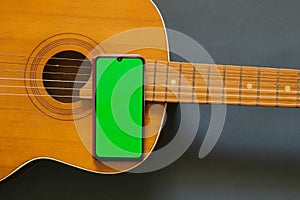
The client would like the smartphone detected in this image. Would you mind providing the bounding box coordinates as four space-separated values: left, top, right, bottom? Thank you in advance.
93 55 144 161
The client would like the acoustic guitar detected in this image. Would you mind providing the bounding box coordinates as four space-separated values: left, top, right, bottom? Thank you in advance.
0 0 299 181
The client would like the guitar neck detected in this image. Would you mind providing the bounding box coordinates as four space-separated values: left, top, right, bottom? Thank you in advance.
145 60 300 108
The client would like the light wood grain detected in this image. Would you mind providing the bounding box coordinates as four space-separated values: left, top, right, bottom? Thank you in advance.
143 61 300 107
0 0 168 180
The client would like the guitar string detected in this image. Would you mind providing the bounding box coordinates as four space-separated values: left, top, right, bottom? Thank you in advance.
0 66 299 82
0 61 91 69
1 53 299 74
0 58 299 81
0 68 299 84
1 69 91 76
1 60 299 81
0 83 298 94
3 98 296 118
0 77 90 84
0 92 297 103
0 53 91 62
0 111 90 117
0 85 296 101
0 52 298 74
0 58 295 75
0 84 90 91
0 76 299 92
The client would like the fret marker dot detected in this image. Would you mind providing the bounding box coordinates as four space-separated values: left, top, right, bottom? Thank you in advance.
247 83 253 89
285 85 291 92
171 79 177 85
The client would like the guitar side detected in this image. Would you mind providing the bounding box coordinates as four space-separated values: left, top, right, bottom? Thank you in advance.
0 0 168 181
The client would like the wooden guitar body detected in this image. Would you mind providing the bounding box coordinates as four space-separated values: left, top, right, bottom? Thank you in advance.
0 0 168 180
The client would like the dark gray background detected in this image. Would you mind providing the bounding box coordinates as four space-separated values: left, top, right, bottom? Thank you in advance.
2 0 300 199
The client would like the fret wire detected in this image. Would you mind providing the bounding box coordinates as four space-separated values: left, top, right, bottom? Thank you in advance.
152 61 157 101
238 66 243 105
178 63 182 101
296 70 300 108
276 68 280 107
222 65 226 103
164 62 169 101
192 64 196 103
256 69 261 106
206 65 210 104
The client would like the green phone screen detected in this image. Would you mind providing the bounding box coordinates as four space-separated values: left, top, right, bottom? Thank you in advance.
94 56 144 160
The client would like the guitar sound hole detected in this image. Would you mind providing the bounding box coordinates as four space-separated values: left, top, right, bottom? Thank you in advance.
43 51 92 103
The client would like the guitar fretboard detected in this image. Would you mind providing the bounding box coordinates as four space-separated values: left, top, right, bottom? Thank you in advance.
145 60 300 108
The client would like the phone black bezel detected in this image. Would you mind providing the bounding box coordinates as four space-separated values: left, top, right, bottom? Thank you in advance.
92 54 145 162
